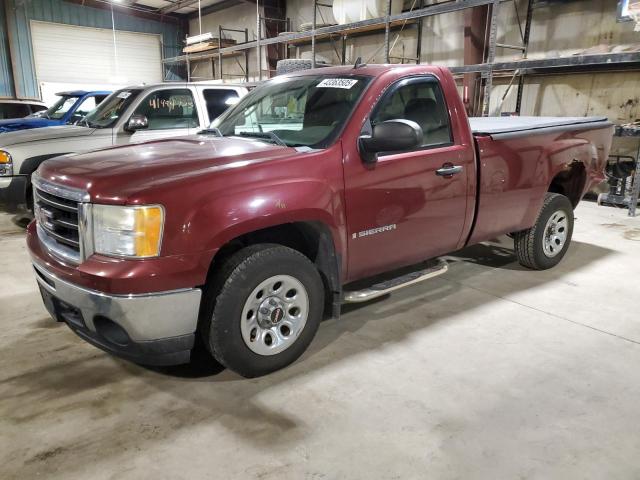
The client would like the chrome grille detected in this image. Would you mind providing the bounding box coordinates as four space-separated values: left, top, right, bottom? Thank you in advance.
32 173 89 264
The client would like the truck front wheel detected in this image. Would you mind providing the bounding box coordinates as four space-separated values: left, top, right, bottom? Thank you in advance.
514 193 574 270
200 244 324 377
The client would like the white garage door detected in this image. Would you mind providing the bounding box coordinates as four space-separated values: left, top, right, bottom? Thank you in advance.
30 21 162 87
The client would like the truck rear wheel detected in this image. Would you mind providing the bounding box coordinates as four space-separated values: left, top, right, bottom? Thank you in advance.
200 244 324 377
514 193 574 270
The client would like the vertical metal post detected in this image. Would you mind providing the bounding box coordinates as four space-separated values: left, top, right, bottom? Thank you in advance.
515 0 533 115
211 56 215 80
286 18 291 59
244 28 250 82
628 143 640 217
218 25 223 80
481 0 499 116
384 0 392 63
311 0 317 68
110 3 119 81
416 0 424 64
341 35 347 65
186 52 191 82
256 1 262 80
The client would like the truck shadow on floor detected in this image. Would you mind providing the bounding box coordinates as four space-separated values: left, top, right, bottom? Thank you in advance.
159 236 610 381
1 238 615 475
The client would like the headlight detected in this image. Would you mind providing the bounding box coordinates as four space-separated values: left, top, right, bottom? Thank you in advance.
0 150 13 176
92 204 164 258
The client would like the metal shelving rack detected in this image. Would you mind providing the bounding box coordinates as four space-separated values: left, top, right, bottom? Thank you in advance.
598 127 640 217
168 27 251 82
162 0 640 116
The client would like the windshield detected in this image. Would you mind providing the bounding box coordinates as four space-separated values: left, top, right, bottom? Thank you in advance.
211 75 371 148
42 96 81 120
81 89 142 128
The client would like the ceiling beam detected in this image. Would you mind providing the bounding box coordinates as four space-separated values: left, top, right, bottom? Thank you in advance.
166 0 255 17
63 0 184 24
184 0 243 17
160 0 205 14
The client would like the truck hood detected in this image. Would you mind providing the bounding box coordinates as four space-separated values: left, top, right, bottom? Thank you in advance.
37 135 303 202
0 117 61 133
0 125 95 147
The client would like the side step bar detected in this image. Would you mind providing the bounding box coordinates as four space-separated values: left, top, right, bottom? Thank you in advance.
343 258 448 303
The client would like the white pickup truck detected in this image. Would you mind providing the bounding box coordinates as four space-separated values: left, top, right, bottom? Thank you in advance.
0 82 249 218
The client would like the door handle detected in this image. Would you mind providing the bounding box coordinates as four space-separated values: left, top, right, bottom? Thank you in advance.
435 164 463 177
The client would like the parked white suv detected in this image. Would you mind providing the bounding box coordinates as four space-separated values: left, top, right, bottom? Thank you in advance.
0 83 249 217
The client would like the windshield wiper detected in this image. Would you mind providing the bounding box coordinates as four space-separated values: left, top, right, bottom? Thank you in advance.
199 127 224 136
238 131 287 147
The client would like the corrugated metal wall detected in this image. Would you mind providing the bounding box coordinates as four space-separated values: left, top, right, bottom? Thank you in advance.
1 0 185 99
0 3 16 98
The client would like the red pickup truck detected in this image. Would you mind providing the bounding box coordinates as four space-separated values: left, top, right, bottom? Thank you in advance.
27 64 613 377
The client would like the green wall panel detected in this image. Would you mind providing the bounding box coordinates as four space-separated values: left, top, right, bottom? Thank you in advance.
1 0 185 99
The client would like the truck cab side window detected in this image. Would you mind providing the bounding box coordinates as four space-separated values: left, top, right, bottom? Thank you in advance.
134 89 199 130
371 78 452 148
0 104 30 119
203 89 239 122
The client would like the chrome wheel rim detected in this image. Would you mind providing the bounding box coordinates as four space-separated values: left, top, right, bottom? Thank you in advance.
543 209 568 258
240 275 309 356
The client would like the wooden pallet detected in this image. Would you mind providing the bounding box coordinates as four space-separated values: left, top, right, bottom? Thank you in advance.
183 39 237 54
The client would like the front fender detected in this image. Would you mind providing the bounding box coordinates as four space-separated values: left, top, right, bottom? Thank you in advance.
200 179 345 254
161 178 347 274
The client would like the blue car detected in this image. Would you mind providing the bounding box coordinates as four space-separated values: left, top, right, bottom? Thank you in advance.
0 90 111 133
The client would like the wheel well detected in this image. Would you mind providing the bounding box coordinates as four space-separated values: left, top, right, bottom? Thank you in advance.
19 153 73 175
548 162 587 208
206 222 341 319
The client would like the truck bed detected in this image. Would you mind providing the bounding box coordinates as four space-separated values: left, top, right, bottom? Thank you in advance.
469 116 610 138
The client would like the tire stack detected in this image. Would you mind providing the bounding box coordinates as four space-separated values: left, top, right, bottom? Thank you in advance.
275 58 332 76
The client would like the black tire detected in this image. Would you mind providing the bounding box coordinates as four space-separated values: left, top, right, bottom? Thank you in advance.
514 193 574 270
199 244 324 377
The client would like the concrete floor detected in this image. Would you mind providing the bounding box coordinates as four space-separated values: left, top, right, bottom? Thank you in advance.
1 201 640 479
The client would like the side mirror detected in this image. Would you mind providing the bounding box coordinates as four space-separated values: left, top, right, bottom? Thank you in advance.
358 119 423 164
125 115 149 132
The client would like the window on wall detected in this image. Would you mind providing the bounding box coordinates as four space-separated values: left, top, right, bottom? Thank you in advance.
371 78 452 148
133 89 199 130
203 89 239 122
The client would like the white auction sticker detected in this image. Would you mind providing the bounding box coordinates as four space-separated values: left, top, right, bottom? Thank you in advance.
117 91 132 99
316 78 358 89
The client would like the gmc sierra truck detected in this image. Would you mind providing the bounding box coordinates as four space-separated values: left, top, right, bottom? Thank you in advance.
27 64 613 377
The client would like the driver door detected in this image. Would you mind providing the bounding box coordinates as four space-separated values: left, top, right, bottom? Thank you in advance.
343 76 474 280
117 88 200 144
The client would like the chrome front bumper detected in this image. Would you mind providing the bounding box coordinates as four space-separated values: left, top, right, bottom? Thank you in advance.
32 260 203 365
